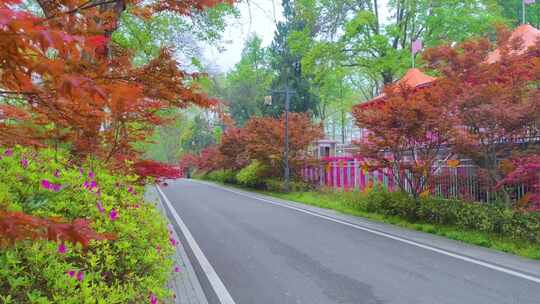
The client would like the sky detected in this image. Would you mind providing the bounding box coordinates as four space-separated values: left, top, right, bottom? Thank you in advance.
205 0 390 73
204 0 285 73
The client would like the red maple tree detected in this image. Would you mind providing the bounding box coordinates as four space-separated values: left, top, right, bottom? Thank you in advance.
0 0 230 167
353 81 458 199
423 26 540 203
244 113 323 178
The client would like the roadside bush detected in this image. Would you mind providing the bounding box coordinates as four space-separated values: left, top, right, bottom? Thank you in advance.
205 169 237 184
264 179 313 193
0 147 176 303
236 161 266 188
357 188 540 243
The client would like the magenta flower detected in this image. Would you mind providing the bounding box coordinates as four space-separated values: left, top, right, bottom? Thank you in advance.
76 271 84 282
58 243 67 254
109 209 118 221
79 168 84 175
127 186 134 194
150 294 158 304
54 170 61 178
174 266 181 273
67 270 76 278
51 184 61 192
96 202 105 213
41 179 51 189
170 237 178 246
20 158 28 168
4 149 13 156
88 171 95 179
42 179 61 192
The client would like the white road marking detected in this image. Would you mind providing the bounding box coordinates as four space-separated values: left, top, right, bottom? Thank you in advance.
193 180 540 285
156 186 237 304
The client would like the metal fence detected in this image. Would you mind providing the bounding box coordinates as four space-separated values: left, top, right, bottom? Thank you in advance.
302 157 536 204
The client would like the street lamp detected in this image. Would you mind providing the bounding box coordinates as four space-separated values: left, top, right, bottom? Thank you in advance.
265 81 296 192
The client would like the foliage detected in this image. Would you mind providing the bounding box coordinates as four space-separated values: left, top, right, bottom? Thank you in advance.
236 160 267 188
423 26 540 204
223 36 274 125
497 154 540 211
218 127 250 170
267 189 540 259
264 179 313 193
195 146 226 173
243 113 323 178
0 0 231 171
353 79 457 199
267 0 320 118
496 0 540 27
133 160 183 183
0 147 177 303
204 169 237 184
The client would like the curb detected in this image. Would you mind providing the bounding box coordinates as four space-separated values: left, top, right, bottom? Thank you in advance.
145 186 209 304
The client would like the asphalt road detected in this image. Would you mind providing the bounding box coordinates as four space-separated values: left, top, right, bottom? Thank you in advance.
161 179 540 304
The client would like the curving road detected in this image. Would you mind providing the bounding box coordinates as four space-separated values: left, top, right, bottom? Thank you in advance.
160 179 540 304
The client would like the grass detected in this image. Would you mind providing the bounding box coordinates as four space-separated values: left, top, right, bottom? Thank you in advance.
257 190 540 260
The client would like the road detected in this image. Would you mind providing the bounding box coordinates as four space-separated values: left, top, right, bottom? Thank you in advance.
160 179 540 304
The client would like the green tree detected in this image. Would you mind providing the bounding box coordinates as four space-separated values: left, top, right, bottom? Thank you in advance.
267 0 320 117
225 36 274 125
496 0 540 27
293 0 506 92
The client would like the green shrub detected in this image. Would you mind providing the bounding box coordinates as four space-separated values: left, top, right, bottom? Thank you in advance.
236 161 266 188
0 147 176 303
264 179 313 193
327 187 540 244
205 169 237 184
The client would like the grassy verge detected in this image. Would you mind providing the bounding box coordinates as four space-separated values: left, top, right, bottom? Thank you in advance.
246 188 540 261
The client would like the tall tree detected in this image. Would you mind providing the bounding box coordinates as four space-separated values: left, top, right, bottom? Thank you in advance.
496 0 540 27
267 0 320 117
224 35 274 125
294 0 505 96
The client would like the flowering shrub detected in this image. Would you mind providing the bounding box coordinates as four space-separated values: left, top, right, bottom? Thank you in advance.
0 147 177 303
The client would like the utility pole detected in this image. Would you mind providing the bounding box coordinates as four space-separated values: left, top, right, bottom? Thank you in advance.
264 68 296 192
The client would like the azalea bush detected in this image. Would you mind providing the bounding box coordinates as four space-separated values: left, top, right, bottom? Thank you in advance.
0 147 179 303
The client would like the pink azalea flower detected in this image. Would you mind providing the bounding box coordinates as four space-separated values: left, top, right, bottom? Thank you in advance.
149 294 158 304
4 149 13 156
41 179 51 190
20 158 28 168
96 202 105 213
58 243 67 254
51 184 61 192
76 271 84 281
109 209 118 221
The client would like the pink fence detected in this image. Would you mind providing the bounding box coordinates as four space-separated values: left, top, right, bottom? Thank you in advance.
301 157 395 191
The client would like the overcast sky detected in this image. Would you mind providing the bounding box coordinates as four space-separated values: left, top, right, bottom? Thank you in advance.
204 0 390 73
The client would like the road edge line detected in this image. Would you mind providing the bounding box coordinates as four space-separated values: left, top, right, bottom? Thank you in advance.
156 185 237 304
194 180 540 285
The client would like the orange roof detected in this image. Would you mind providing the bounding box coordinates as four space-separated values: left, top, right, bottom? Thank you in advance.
486 24 540 63
359 68 436 108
